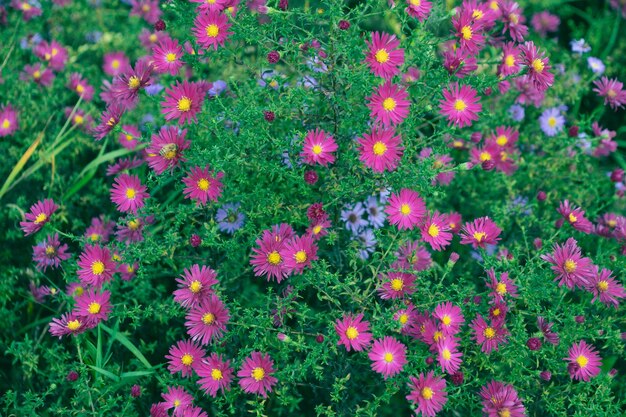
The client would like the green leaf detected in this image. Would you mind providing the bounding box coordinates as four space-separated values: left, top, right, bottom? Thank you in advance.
100 324 152 369
87 365 119 382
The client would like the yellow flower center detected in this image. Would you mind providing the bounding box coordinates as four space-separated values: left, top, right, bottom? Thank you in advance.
111 60 120 69
531 59 544 73
88 302 101 315
128 219 140 230
505 54 515 67
473 231 486 242
453 99 467 111
433 331 443 342
400 204 411 215
441 315 451 326
312 144 323 155
496 135 508 146
92 261 105 275
189 280 202 293
375 49 389 64
125 188 136 199
472 9 484 19
461 25 473 40
428 224 440 237
607 220 617 228
33 70 42 79
34 213 47 224
196 178 210 191
390 278 404 291
382 97 397 111
372 141 387 156
313 225 322 235
509 13 519 24
166 53 177 63
177 97 192 112
267 251 281 265
202 313 215 324
484 327 496 339
252 367 265 381
564 259 577 273
568 213 577 223
173 400 181 407
206 24 219 38
410 0 421 5
149 34 158 43
45 246 56 256
1 119 10 129
106 117 116 126
442 349 451 360
489 0 499 10
576 355 588 368
496 282 507 295
76 84 85 94
345 326 359 340
128 76 141 89
74 115 84 125
547 117 557 128
479 152 491 162
499 409 511 417
67 320 81 331
399 314 408 325
492 308 501 316
211 368 223 380
383 352 394 363
181 354 193 366
597 280 609 292
421 387 434 400
607 89 617 98
22 2 32 10
294 250 307 263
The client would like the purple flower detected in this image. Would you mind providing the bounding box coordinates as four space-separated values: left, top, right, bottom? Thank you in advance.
32 233 71 271
570 39 591 55
587 57 605 75
216 202 245 234
539 107 565 137
508 104 525 122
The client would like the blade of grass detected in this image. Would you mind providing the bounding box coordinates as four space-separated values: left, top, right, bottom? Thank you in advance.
100 323 152 369
87 365 120 382
0 127 46 200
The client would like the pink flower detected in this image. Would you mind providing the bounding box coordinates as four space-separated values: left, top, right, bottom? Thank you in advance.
0 104 19 137
110 60 153 109
565 340 602 381
67 73 94 101
161 81 205 125
173 264 219 309
118 125 141 150
110 173 149 214
185 295 230 345
394 240 432 271
459 217 501 248
49 312 85 338
93 104 124 141
182 165 224 206
520 41 554 92
147 126 190 174
32 233 71 271
190 0 229 12
73 289 112 327
11 0 42 20
357 127 404 172
433 302 464 336
531 11 560 37
368 337 407 379
470 314 509 354
485 269 519 302
377 271 415 300
20 198 58 236
192 11 233 51
367 82 410 126
406 371 448 417
335 313 372 352
500 1 528 42
76 244 116 287
364 32 405 80
436 337 463 374
405 0 432 21
166 339 205 378
498 42 521 77
103 52 130 77
161 386 193 415
585 266 625 309
593 77 626 110
420 211 453 251
152 37 184 76
384 188 427 230
452 10 484 54
196 353 234 397
300 129 338 166
35 40 68 71
557 200 594 234
479 381 526 417
237 352 278 398
537 316 559 346
279 235 318 275
540 237 594 289
250 228 291 283
439 83 482 128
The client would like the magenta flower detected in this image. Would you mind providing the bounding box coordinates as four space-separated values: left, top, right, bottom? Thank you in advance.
394 240 432 271
439 83 482 128
118 125 141 150
537 316 559 346
585 266 625 309
406 371 448 417
110 60 153 109
520 41 554 91
237 352 278 398
480 381 526 417
485 269 519 302
593 77 626 110
540 238 594 289
161 81 205 125
384 188 427 230
20 63 55 87
35 40 68 71
459 217 501 249
11 0 42 20
436 337 463 374
161 386 193 415
377 271 415 300
498 42 521 77
335 313 372 352
192 11 233 51
173 264 219 309
165 339 206 378
470 314 509 354
357 127 404 173
110 173 149 214
152 37 184 76
68 73 94 101
182 165 224 206
103 52 130 77
20 199 58 236
433 302 464 336
185 295 230 345
279 234 318 275
196 353 234 397
452 10 484 54
557 200 594 234
130 0 161 24
301 128 338 166
368 336 407 379
367 82 410 126
0 104 19 137
32 233 70 271
92 104 124 141
420 211 453 251
147 126 190 174
364 32 405 80
250 229 291 283
405 0 432 21
49 312 85 338
565 340 602 381
73 289 112 327
190 0 229 12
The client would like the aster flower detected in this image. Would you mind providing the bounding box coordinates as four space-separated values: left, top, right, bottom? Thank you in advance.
537 317 559 346
120 262 138 281
479 381 526 417
453 10 484 54
111 60 153 109
103 52 130 77
442 47 477 79
357 127 404 172
116 125 140 150
73 289 112 327
110 173 149 214
420 211 452 251
196 353 234 397
182 165 224 206
106 157 144 176
470 314 509 354
539 107 565 137
436 338 463 374
68 73 94 101
593 77 626 110
402 66 421 83
307 217 332 241
147 126 190 174
520 41 554 91
341 202 368 234
557 200 594 234
161 81 205 125
585 266 625 309
500 1 528 42
541 238 594 289
394 240 432 271
363 196 386 228
130 0 161 24
354 228 377 260
439 83 481 128
279 235 318 275
488 126 518 150
587 57 605 75
335 313 372 352
20 198 58 236
152 37 184 76
394 304 419 335
459 217 501 249
385 188 427 230
161 386 193 415
216 202 245 234
377 271 416 300
49 312 86 338
0 105 19 137
20 63 55 87
190 0 229 12
192 11 233 51
173 264 219 309
405 0 432 22
406 371 448 417
368 337 407 379
364 32 405 80
32 233 70 271
485 269 519 302
93 104 124 141
250 230 290 283
11 0 42 21
531 11 560 37
300 129 338 166
34 40 68 71
237 352 278 398
367 82 410 127
115 216 153 243
166 339 206 378
565 340 602 381
433 302 464 336
185 295 230 345
76 244 116 287
498 42 521 77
